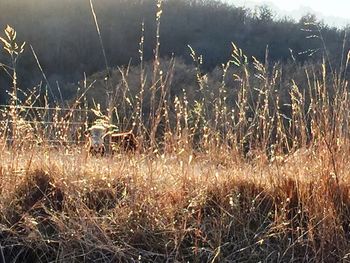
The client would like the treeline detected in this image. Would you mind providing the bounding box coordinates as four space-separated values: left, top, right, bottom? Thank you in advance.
0 0 349 103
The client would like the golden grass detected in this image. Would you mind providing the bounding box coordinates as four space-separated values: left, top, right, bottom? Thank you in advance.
1 9 350 261
1 144 350 262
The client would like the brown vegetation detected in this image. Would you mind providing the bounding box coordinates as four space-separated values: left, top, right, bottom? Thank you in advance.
1 2 350 261
1 144 350 262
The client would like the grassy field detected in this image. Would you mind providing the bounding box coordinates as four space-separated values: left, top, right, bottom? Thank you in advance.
1 2 350 261
1 142 350 262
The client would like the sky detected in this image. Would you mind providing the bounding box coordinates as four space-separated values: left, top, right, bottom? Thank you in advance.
226 0 350 28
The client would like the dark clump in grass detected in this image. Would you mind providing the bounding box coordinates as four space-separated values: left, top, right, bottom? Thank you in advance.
336 185 350 240
83 179 127 213
5 169 64 226
1 169 64 263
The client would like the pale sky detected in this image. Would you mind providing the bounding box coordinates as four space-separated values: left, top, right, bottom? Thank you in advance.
227 0 350 27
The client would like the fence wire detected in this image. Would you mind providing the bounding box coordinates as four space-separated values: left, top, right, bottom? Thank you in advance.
0 105 94 146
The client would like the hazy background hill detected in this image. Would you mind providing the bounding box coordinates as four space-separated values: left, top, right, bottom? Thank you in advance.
0 0 349 104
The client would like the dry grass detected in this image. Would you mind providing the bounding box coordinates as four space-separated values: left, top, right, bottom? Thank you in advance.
1 5 350 262
1 144 350 262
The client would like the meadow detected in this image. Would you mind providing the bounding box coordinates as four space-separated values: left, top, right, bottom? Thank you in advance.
1 1 350 262
2 141 350 262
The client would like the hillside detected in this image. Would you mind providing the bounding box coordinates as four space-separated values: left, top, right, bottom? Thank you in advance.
0 0 348 104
